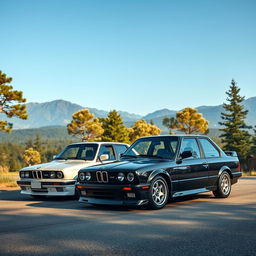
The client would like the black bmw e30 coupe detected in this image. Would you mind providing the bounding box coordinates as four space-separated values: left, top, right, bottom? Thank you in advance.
76 135 242 209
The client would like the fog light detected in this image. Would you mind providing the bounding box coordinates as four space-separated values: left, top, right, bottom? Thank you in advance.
81 190 86 196
127 193 136 198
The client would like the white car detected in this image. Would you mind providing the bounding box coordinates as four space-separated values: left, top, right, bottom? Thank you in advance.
17 142 129 197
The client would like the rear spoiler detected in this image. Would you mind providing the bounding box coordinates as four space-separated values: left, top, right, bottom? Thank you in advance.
225 151 238 157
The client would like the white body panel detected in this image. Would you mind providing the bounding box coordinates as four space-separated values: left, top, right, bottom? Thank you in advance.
17 142 129 197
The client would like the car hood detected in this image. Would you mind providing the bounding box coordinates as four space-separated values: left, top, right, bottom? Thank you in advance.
82 158 173 172
21 160 96 171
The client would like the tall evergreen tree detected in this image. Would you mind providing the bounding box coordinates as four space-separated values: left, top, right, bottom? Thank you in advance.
219 80 251 160
0 70 28 132
101 110 129 143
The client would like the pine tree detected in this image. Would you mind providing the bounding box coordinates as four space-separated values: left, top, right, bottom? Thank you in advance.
101 110 130 143
163 108 208 134
129 120 161 143
67 109 104 141
219 79 251 161
0 71 28 132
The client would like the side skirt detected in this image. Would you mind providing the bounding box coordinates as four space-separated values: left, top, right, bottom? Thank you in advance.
172 187 211 198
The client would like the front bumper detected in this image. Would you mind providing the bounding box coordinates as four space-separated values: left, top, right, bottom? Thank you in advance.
17 179 76 196
76 183 150 206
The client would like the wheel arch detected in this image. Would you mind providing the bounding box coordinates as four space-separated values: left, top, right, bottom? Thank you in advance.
218 166 233 179
147 169 172 195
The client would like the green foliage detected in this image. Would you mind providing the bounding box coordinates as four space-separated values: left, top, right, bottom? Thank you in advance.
129 120 161 143
67 109 104 141
162 117 178 134
101 110 130 143
249 126 256 156
0 70 28 132
219 80 251 160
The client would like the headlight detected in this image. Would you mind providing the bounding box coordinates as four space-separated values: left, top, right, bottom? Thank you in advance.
117 172 125 182
25 172 30 178
79 172 86 181
20 171 25 178
85 172 91 181
50 171 56 178
56 171 64 179
127 172 134 182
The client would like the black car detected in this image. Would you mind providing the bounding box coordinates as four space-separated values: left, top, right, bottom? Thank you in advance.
76 135 242 209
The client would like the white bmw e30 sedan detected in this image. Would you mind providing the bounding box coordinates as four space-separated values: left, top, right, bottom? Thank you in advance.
17 142 129 198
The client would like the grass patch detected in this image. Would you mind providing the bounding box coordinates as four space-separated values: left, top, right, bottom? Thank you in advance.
0 171 19 188
243 170 256 176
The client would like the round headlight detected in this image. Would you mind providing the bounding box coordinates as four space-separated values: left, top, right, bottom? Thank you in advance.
117 172 125 182
56 171 63 179
127 172 134 182
25 172 29 178
20 172 25 178
79 172 86 181
50 171 56 179
85 172 91 181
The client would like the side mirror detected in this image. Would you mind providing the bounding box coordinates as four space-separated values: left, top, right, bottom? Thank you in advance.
99 154 109 162
180 150 193 159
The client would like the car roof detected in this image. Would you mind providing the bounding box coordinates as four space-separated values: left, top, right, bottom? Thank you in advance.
69 142 130 146
140 134 210 139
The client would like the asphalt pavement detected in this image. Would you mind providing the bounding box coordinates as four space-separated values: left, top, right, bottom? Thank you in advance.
0 177 256 256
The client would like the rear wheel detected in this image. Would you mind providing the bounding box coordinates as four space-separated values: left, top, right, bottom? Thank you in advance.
213 171 231 198
148 176 169 210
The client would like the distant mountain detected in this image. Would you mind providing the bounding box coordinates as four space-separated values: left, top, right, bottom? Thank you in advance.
0 99 142 129
142 97 256 129
0 97 255 130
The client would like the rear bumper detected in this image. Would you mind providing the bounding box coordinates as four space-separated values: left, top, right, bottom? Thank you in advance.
17 179 76 196
232 171 243 185
76 183 150 206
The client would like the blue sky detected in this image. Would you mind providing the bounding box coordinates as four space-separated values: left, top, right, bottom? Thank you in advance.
1 0 256 115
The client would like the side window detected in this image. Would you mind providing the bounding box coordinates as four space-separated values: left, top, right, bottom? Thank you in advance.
199 139 220 158
180 138 201 159
114 145 128 159
98 145 116 161
152 141 165 155
80 147 96 160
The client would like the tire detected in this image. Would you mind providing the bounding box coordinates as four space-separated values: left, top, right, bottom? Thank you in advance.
148 176 169 210
213 171 231 198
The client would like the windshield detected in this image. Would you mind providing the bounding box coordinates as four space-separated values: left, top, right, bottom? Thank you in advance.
55 144 98 161
123 136 178 159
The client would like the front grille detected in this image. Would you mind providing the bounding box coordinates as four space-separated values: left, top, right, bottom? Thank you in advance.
26 170 60 179
96 171 109 183
32 170 43 179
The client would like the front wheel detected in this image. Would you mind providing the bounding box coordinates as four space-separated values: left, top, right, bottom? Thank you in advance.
148 176 169 210
213 171 231 198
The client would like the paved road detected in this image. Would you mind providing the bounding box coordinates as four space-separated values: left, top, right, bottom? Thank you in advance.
0 177 256 256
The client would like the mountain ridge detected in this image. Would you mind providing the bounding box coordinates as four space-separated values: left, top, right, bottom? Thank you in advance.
1 97 255 129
